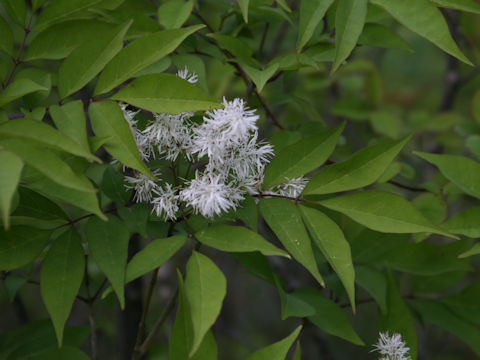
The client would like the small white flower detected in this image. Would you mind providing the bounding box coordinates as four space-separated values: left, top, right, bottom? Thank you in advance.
152 183 179 221
372 332 411 360
264 176 308 198
179 171 244 218
177 66 198 84
119 102 152 161
124 169 161 203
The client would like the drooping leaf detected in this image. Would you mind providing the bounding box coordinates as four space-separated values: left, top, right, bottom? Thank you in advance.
297 0 334 52
299 205 355 311
49 101 90 151
415 152 480 199
196 224 290 258
95 25 204 95
432 0 480 14
303 135 410 195
34 0 102 30
245 326 302 360
0 150 23 228
358 23 413 52
58 20 131 98
185 252 226 357
0 226 50 270
319 191 455 238
332 0 368 73
241 62 279 93
85 215 129 308
259 198 324 286
263 123 344 188
112 74 219 114
89 100 153 177
0 78 47 107
370 0 472 65
157 0 194 29
40 229 84 346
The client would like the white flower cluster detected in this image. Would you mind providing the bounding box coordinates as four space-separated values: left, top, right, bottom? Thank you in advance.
122 68 281 220
372 332 411 360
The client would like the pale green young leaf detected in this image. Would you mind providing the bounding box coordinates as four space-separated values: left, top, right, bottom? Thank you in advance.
319 191 456 238
58 20 131 99
196 224 290 258
299 205 355 311
112 74 219 114
432 0 480 14
85 215 129 308
332 0 368 73
263 123 344 188
297 0 334 53
50 101 90 152
276 0 292 12
259 198 324 286
40 229 84 346
370 0 472 65
241 62 279 93
0 15 13 57
0 150 23 228
35 0 102 31
237 0 249 23
245 326 302 360
185 252 226 357
0 226 50 270
157 0 194 29
89 100 153 178
415 152 480 199
444 207 480 238
0 79 47 107
303 135 410 195
358 23 413 52
95 25 204 95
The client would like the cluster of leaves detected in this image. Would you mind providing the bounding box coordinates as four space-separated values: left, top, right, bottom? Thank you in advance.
1 0 480 359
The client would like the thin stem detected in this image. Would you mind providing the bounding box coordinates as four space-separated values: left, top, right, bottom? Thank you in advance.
257 23 270 60
53 208 117 231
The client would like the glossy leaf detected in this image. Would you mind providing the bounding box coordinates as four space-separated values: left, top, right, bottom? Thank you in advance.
112 74 219 114
40 229 84 346
0 150 23 228
185 251 226 357
263 123 344 188
49 101 90 151
297 0 334 52
241 62 279 93
58 20 131 99
415 152 480 199
303 136 410 195
95 25 204 95
370 0 472 65
444 207 480 238
196 224 290 258
358 23 413 52
85 215 129 308
319 191 455 238
0 226 50 270
245 326 302 360
432 0 480 14
35 0 102 31
0 78 47 107
299 205 355 311
332 0 368 73
259 198 324 286
157 0 194 29
89 100 153 177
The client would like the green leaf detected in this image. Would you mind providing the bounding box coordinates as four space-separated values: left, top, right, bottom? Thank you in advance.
0 118 97 162
444 207 480 238
368 111 403 139
472 91 480 124
85 215 129 308
303 135 410 195
58 20 131 99
95 25 204 95
1 0 26 26
432 0 480 14
415 152 480 199
358 23 413 52
370 0 472 65
379 272 417 360
237 0 249 23
332 0 368 73
0 78 47 107
263 123 344 188
0 150 23 228
117 204 148 236
126 235 187 283
0 15 13 57
467 135 480 160
35 346 90 360
196 225 290 258
185 251 226 357
100 166 132 203
259 198 324 286
34 0 102 31
0 226 50 270
297 0 334 52
89 100 153 177
319 190 455 238
241 62 279 93
112 74 219 114
355 265 387 313
245 326 302 360
40 229 84 346
49 101 90 152
13 187 67 222
207 34 254 60
24 20 115 61
157 0 194 29
299 205 355 311
459 243 480 258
